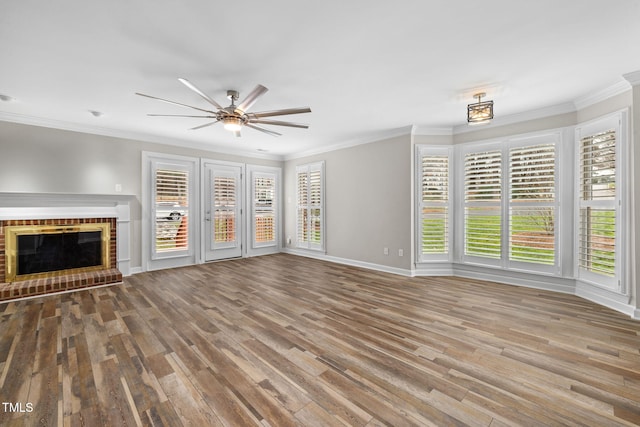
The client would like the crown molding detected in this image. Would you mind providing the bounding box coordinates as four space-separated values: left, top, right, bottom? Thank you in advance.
0 111 284 161
283 125 413 161
411 126 453 136
573 80 631 110
623 70 640 86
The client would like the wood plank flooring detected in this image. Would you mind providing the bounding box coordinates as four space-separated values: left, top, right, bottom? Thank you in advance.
1 253 640 426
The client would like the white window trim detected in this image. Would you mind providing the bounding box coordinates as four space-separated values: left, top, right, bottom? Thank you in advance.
296 161 325 252
142 152 199 271
574 110 629 294
458 140 504 269
246 164 282 257
506 133 560 275
416 145 453 263
418 130 564 276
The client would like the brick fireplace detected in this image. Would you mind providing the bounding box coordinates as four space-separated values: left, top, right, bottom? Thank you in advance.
0 193 132 302
0 217 122 301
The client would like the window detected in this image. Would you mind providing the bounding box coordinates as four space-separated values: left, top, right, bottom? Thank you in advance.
143 152 197 270
418 146 452 261
253 173 276 247
246 165 281 257
212 174 237 245
509 143 556 266
464 148 502 261
153 165 191 257
576 112 625 290
458 135 559 270
296 161 324 251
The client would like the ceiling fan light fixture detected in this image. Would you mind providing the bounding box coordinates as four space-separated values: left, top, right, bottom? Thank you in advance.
467 92 493 125
137 78 311 137
223 116 243 132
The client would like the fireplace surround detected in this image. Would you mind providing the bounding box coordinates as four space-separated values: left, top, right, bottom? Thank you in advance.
5 222 111 281
0 218 121 300
0 192 132 302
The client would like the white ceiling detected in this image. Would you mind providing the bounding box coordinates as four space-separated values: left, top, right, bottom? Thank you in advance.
2 0 640 158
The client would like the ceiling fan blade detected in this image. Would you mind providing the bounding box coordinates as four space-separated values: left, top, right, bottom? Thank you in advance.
178 78 224 110
136 92 216 114
148 114 217 118
235 84 268 113
189 119 220 130
245 123 282 137
249 119 309 129
249 107 311 118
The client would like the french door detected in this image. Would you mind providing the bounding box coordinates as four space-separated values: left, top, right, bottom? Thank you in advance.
203 162 243 261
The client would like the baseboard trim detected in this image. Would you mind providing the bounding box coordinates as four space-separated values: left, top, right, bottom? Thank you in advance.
128 266 144 276
575 280 635 318
452 264 576 295
283 248 414 277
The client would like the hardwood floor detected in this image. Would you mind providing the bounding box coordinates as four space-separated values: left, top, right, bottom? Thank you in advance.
1 253 639 426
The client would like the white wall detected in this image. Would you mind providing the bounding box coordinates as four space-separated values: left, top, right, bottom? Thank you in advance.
284 134 413 271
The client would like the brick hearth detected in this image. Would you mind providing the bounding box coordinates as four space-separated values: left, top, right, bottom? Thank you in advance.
0 217 122 302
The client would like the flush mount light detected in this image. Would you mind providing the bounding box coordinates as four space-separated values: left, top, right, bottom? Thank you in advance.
467 92 493 125
89 110 104 117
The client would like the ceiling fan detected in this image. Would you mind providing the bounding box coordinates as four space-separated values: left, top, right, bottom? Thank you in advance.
136 78 311 137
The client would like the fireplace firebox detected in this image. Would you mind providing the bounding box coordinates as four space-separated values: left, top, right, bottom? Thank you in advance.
5 223 110 282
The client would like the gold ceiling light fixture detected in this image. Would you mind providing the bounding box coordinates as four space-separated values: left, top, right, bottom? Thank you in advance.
467 92 493 125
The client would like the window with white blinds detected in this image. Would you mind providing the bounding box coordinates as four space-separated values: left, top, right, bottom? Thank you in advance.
213 175 237 244
253 174 276 246
153 167 190 255
509 143 556 265
296 162 324 251
419 147 451 260
464 149 502 260
578 129 617 278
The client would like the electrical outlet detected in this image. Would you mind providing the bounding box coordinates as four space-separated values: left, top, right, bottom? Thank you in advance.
398 249 404 257
383 247 389 255
115 184 122 193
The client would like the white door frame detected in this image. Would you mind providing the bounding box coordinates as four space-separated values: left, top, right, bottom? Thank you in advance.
201 159 245 262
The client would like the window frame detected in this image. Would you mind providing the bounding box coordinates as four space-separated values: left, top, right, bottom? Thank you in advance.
437 131 563 275
296 161 325 252
506 134 559 274
459 141 504 268
142 152 199 271
574 111 627 292
417 145 453 263
246 164 281 256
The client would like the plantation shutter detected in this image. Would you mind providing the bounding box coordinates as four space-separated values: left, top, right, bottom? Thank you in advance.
578 129 616 277
419 148 451 259
296 162 324 250
153 167 190 254
509 143 556 265
464 149 502 259
297 170 309 244
213 174 237 245
253 174 276 246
